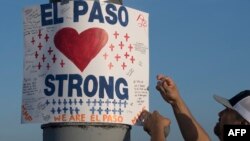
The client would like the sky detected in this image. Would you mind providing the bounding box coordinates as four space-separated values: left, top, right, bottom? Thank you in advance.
0 0 250 141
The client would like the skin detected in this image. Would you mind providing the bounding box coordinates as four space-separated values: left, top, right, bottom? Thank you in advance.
140 110 171 141
143 74 249 141
214 108 249 141
155 74 211 141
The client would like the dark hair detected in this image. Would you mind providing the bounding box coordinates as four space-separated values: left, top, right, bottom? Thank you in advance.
235 111 249 125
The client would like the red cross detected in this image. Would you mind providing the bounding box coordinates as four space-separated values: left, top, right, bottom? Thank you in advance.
37 62 42 70
130 56 135 64
115 54 121 61
60 60 65 67
108 62 113 70
121 62 127 70
35 51 39 59
42 54 46 62
44 34 49 42
109 44 115 51
119 41 124 49
48 47 53 55
52 55 57 63
38 43 43 50
103 53 108 60
113 31 119 39
128 44 133 52
47 63 50 70
124 52 130 59
31 37 35 45
38 29 42 39
124 33 130 42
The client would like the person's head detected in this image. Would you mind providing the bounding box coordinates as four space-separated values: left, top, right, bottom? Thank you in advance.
213 90 250 141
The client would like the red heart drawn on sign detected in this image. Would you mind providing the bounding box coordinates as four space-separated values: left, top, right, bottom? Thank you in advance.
54 27 108 72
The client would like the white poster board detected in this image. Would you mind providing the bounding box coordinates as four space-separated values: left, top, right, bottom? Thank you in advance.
22 1 149 125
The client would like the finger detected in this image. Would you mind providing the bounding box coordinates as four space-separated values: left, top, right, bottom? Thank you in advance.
162 81 171 93
157 84 167 96
163 77 175 87
143 126 151 135
158 79 175 97
156 84 160 91
157 75 174 87
157 81 170 97
157 75 172 90
157 74 166 80
163 117 171 125
157 74 168 81
142 113 152 135
156 86 171 102
156 81 164 92
152 110 160 116
139 110 149 122
156 80 165 88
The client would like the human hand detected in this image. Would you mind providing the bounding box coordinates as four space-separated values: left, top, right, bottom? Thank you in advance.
140 110 170 138
156 74 180 105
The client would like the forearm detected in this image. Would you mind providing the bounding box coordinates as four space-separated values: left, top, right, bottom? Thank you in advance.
172 98 210 141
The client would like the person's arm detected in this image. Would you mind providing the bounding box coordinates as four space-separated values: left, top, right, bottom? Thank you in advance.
156 74 210 141
140 111 170 141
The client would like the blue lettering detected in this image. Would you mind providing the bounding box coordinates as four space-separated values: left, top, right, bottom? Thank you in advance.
44 74 129 100
53 3 64 24
41 3 63 26
68 74 83 97
105 4 117 25
41 4 53 26
118 6 128 27
88 1 104 23
99 76 114 99
115 78 128 100
55 74 68 97
74 1 88 22
84 75 98 97
41 1 129 27
44 74 55 96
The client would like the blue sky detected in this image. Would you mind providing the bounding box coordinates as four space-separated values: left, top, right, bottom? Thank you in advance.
1 0 250 141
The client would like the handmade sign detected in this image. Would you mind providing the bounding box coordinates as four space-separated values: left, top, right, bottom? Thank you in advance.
22 1 149 125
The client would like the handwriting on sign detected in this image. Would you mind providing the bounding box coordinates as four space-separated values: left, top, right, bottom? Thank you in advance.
22 105 33 121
